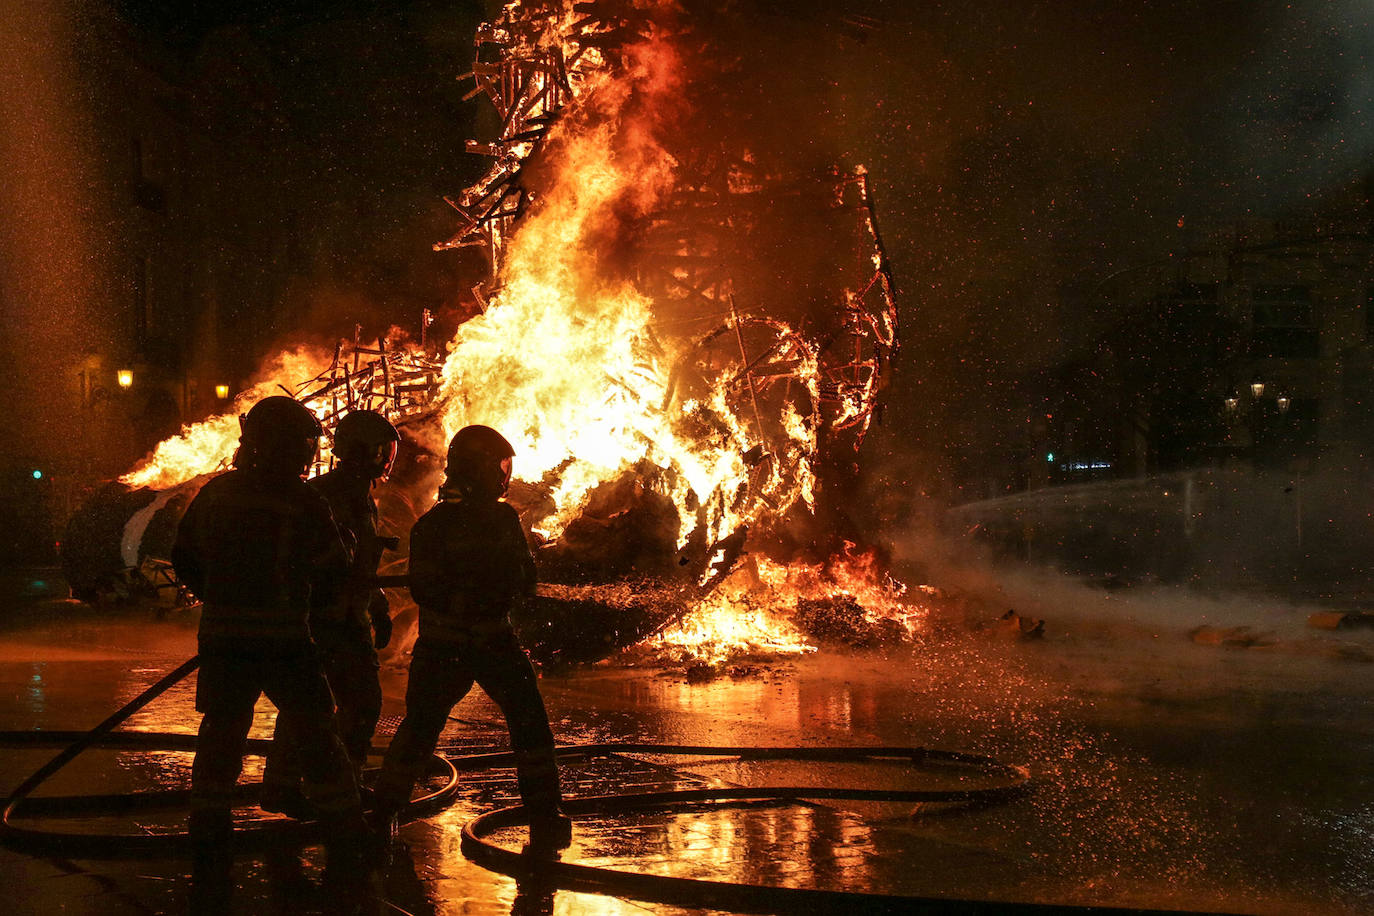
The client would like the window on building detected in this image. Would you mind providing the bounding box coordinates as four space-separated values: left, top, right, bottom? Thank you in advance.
1250 285 1318 359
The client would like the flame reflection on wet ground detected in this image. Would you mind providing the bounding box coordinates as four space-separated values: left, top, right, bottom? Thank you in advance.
1 597 1372 914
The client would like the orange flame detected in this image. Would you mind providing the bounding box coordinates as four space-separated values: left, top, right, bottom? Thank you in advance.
435 21 815 549
120 346 335 490
649 546 926 665
118 0 915 664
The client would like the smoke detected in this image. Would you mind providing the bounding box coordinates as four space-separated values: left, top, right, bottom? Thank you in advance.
884 468 1374 658
192 6 491 361
737 1 1374 487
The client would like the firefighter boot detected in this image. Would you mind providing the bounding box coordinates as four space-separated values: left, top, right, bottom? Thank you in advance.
515 747 570 853
188 809 233 913
323 816 382 915
366 779 407 851
525 810 573 854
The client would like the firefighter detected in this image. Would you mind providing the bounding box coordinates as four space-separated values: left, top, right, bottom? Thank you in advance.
171 396 365 886
262 408 400 814
371 425 571 850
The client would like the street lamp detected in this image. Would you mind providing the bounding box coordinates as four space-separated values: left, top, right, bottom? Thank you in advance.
215 384 230 400
1224 396 1240 411
1250 381 1265 398
116 369 133 389
1277 394 1291 413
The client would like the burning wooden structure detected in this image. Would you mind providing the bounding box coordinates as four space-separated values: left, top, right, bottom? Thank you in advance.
445 0 896 449
63 340 443 603
68 0 915 665
437 0 897 567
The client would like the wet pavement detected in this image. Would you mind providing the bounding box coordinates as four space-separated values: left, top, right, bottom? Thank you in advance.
2 568 1373 915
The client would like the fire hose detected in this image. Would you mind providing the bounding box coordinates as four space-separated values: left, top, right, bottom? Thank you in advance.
0 703 1028 862
0 659 1224 915
0 655 462 858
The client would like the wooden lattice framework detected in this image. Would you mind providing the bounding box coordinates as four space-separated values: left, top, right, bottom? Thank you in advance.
437 0 899 454
290 326 444 472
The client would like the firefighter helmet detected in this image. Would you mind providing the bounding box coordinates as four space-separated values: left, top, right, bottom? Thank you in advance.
235 396 323 477
333 409 400 480
443 425 515 500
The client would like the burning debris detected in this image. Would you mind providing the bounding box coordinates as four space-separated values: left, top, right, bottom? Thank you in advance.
1188 625 1277 649
794 596 907 649
69 0 921 666
121 334 444 491
517 580 692 668
997 609 1046 641
1307 611 1374 631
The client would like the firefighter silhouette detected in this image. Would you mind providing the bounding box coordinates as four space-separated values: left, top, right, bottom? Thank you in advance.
371 425 572 850
261 409 400 816
170 396 365 890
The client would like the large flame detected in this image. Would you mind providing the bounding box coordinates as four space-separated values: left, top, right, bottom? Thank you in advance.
649 546 924 666
116 0 919 664
121 346 335 490
434 43 691 539
436 14 816 550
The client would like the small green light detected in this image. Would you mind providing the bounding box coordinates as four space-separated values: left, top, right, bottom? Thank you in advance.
1046 452 1054 463
31 469 42 480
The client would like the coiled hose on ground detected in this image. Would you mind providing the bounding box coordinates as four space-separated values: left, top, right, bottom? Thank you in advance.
0 656 1197 914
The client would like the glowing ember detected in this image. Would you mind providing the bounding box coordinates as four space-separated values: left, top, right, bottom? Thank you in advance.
649 588 817 666
649 545 926 666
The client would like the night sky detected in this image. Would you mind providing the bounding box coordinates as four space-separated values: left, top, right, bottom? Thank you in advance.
126 0 1374 375
1 0 1370 494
